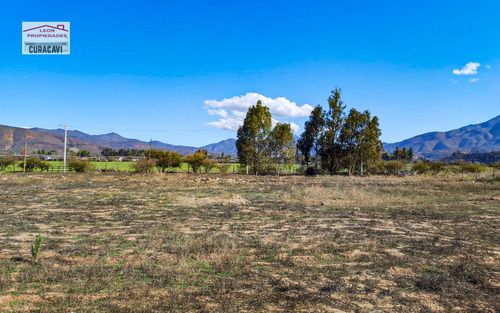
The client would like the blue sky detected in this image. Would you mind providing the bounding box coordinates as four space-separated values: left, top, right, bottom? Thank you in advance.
1 1 499 146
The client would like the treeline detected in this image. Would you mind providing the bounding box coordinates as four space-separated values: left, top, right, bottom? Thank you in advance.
101 148 146 157
382 146 414 162
135 149 234 174
442 150 500 165
235 89 383 175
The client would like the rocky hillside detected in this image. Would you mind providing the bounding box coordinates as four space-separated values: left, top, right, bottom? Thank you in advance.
384 115 500 159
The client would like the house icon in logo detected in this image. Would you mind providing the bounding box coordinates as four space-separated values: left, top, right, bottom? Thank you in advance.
23 24 69 33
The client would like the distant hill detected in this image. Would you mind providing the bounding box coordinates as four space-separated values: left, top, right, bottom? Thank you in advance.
0 124 238 156
442 150 500 164
6 115 500 160
384 115 500 159
0 125 105 155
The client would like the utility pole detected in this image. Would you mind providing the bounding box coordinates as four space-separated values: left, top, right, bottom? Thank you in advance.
148 139 152 160
396 148 400 177
23 142 27 173
63 125 67 173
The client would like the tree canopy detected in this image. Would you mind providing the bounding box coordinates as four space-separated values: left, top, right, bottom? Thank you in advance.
236 100 272 175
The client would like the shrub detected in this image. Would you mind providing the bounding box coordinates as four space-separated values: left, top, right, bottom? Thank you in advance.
412 162 429 174
133 158 157 173
0 157 17 171
184 152 207 173
19 157 49 172
31 235 43 262
429 162 444 174
217 163 231 174
39 161 50 172
383 160 405 175
203 159 217 173
305 166 317 176
67 159 94 173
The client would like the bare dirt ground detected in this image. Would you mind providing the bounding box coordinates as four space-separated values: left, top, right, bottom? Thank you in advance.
0 173 499 312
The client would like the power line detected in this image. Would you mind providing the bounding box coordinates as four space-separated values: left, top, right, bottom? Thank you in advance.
57 125 212 133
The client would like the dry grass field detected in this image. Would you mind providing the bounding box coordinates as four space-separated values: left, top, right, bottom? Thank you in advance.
0 173 499 312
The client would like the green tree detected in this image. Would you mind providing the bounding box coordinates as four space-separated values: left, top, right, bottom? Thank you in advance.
297 105 324 168
408 147 414 163
149 149 183 172
169 152 183 169
392 147 400 159
185 151 207 173
340 109 382 175
319 89 346 174
269 123 296 175
101 147 118 156
402 147 409 161
236 100 272 175
78 150 92 157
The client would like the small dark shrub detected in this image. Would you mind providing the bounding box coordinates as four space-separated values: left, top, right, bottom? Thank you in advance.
67 159 94 172
305 166 317 176
133 158 157 173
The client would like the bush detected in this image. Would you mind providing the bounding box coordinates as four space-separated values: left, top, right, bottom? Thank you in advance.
217 163 231 174
0 157 17 171
19 157 50 172
202 159 217 173
31 235 43 262
429 162 444 174
184 152 207 173
305 166 317 176
412 162 429 174
68 159 94 173
383 160 406 175
133 158 157 173
38 161 50 172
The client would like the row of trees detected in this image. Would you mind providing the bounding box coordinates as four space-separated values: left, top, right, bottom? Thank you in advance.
296 89 382 175
382 147 414 162
134 149 233 174
235 89 382 176
101 148 146 157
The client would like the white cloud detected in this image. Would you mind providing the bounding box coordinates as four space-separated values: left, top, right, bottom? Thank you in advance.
453 62 480 75
204 92 312 133
288 122 300 133
468 78 480 83
486 65 491 69
206 117 242 131
271 119 300 133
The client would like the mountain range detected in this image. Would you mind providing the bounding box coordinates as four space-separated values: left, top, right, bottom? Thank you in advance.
383 115 500 159
0 114 499 159
0 125 238 156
